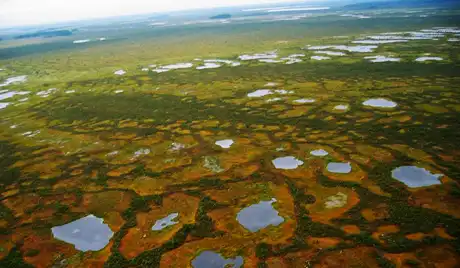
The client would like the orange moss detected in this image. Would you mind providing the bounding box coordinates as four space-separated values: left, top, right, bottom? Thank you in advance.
306 186 360 225
307 237 341 249
434 228 455 240
384 252 419 268
278 107 312 118
21 233 77 268
107 165 136 177
314 247 379 267
406 233 427 241
342 225 361 235
410 186 460 219
372 225 400 243
232 164 259 178
361 204 389 222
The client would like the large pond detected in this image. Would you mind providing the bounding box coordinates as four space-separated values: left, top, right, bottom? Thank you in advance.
51 215 113 252
391 166 443 188
192 251 244 268
152 213 179 231
272 156 304 170
363 98 397 108
327 162 352 174
236 198 284 232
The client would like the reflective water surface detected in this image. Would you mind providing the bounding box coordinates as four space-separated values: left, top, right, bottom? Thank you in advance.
236 198 284 232
51 215 113 252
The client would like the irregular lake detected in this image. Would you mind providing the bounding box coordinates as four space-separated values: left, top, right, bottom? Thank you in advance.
272 156 304 170
392 166 443 188
215 139 234 149
51 215 113 252
152 213 179 231
247 89 273 97
363 98 397 108
236 198 284 232
327 162 352 174
311 149 329 157
192 251 244 268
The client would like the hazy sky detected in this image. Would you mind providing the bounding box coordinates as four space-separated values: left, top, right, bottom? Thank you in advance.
0 0 307 27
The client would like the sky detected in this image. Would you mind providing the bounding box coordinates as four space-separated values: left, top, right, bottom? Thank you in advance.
0 0 309 27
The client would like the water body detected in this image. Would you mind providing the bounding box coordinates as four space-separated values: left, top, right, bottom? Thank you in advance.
353 40 408 44
134 148 151 157
415 57 443 62
153 63 194 73
170 142 186 151
196 63 222 70
215 139 234 149
341 14 371 19
204 59 241 67
0 91 29 101
327 162 352 174
237 198 284 232
267 7 329 12
37 88 58 98
294 99 316 104
311 56 331 60
73 39 90 44
0 75 27 87
275 89 294 95
307 45 377 53
310 149 329 157
280 54 304 64
259 59 282 63
152 213 179 231
239 52 278 61
192 251 244 268
363 98 397 108
114 70 126 75
314 50 346 56
283 58 303 64
272 156 304 170
391 166 443 188
51 215 113 252
267 97 282 102
247 89 273 97
334 104 349 110
364 56 401 63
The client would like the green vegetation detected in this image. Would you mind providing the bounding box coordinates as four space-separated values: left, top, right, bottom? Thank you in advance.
210 14 232 19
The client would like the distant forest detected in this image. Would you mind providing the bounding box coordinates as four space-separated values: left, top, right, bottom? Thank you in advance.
210 14 232 20
15 29 76 39
344 0 460 10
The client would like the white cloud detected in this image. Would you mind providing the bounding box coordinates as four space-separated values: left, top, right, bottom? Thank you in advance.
0 0 304 27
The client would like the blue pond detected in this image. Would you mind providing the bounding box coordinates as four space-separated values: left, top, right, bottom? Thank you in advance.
192 250 243 268
392 166 443 188
236 198 284 232
327 162 352 174
51 215 113 252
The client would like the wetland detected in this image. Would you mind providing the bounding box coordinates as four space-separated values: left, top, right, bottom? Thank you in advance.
1 2 460 267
